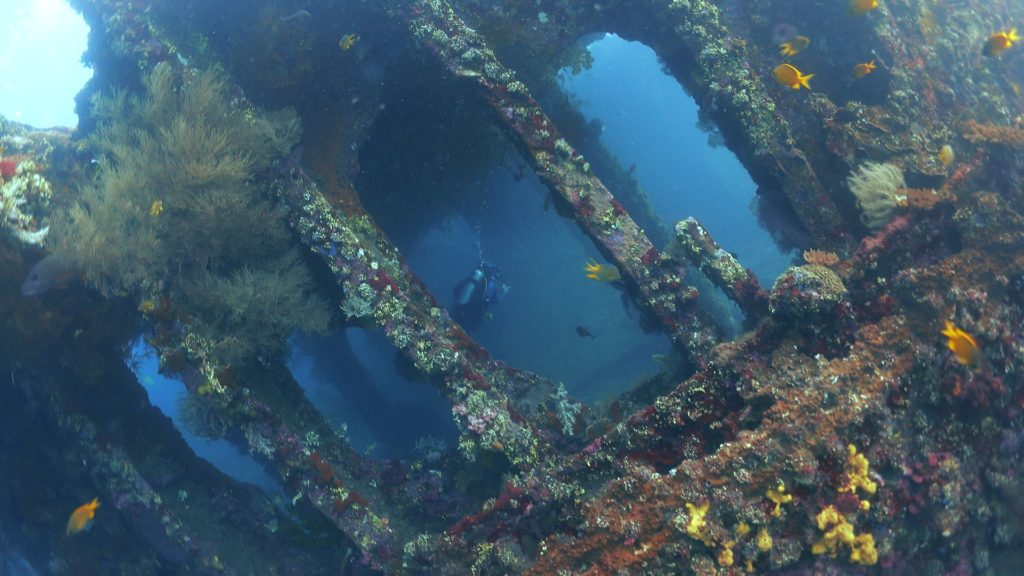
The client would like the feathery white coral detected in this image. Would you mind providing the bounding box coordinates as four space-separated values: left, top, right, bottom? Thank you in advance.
553 383 581 435
846 161 905 231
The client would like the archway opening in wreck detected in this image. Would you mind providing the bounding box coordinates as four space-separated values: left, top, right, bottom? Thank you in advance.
353 59 673 404
287 329 460 459
555 34 795 286
127 339 285 497
0 0 92 127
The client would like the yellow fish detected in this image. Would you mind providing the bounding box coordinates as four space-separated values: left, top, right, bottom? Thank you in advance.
937 144 954 167
984 28 1020 57
339 33 359 51
852 60 876 78
779 35 811 57
138 298 157 314
849 0 879 16
941 321 981 368
584 259 621 282
149 199 164 217
66 498 100 535
773 64 814 90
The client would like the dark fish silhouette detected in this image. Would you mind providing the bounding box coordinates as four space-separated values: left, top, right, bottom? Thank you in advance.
576 325 595 339
21 254 76 296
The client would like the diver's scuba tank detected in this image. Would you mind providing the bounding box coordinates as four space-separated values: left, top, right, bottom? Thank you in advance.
454 268 486 305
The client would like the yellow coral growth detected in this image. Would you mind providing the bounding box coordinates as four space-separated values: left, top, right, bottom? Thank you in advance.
814 506 849 559
850 532 878 566
735 522 750 537
840 444 877 497
812 505 878 566
685 501 710 542
766 482 793 517
717 540 735 567
757 528 773 552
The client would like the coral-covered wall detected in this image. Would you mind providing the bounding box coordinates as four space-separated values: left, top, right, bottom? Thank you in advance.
2 0 1024 572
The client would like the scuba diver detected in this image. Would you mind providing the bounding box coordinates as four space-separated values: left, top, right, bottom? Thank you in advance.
453 261 509 329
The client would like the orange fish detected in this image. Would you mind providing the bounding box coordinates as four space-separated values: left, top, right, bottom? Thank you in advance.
66 498 100 535
937 144 954 167
852 60 876 78
941 321 981 368
584 259 621 282
983 28 1020 57
773 64 814 90
849 0 879 16
779 36 811 57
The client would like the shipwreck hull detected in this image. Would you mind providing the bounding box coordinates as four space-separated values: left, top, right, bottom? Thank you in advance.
2 0 1024 572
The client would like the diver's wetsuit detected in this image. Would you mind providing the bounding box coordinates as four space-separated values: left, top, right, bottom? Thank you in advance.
452 262 507 329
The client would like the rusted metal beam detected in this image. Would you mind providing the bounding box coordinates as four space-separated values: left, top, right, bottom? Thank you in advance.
674 217 769 320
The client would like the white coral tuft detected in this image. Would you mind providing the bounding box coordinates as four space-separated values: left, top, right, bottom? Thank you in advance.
553 383 581 436
846 161 906 231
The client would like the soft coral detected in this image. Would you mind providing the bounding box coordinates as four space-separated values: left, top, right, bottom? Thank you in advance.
0 158 19 179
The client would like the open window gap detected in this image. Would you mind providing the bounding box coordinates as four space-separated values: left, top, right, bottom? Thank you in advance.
127 339 285 498
287 328 459 459
355 72 672 402
0 0 92 127
555 34 796 289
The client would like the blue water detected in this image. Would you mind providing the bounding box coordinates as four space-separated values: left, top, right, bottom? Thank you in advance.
397 164 672 404
127 341 284 496
0 1 91 127
287 329 458 458
558 35 794 284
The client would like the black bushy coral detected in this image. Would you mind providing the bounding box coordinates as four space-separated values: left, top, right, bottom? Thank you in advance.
182 254 330 364
55 63 328 365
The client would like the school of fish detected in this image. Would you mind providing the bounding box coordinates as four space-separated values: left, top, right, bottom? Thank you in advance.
773 1 1016 91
